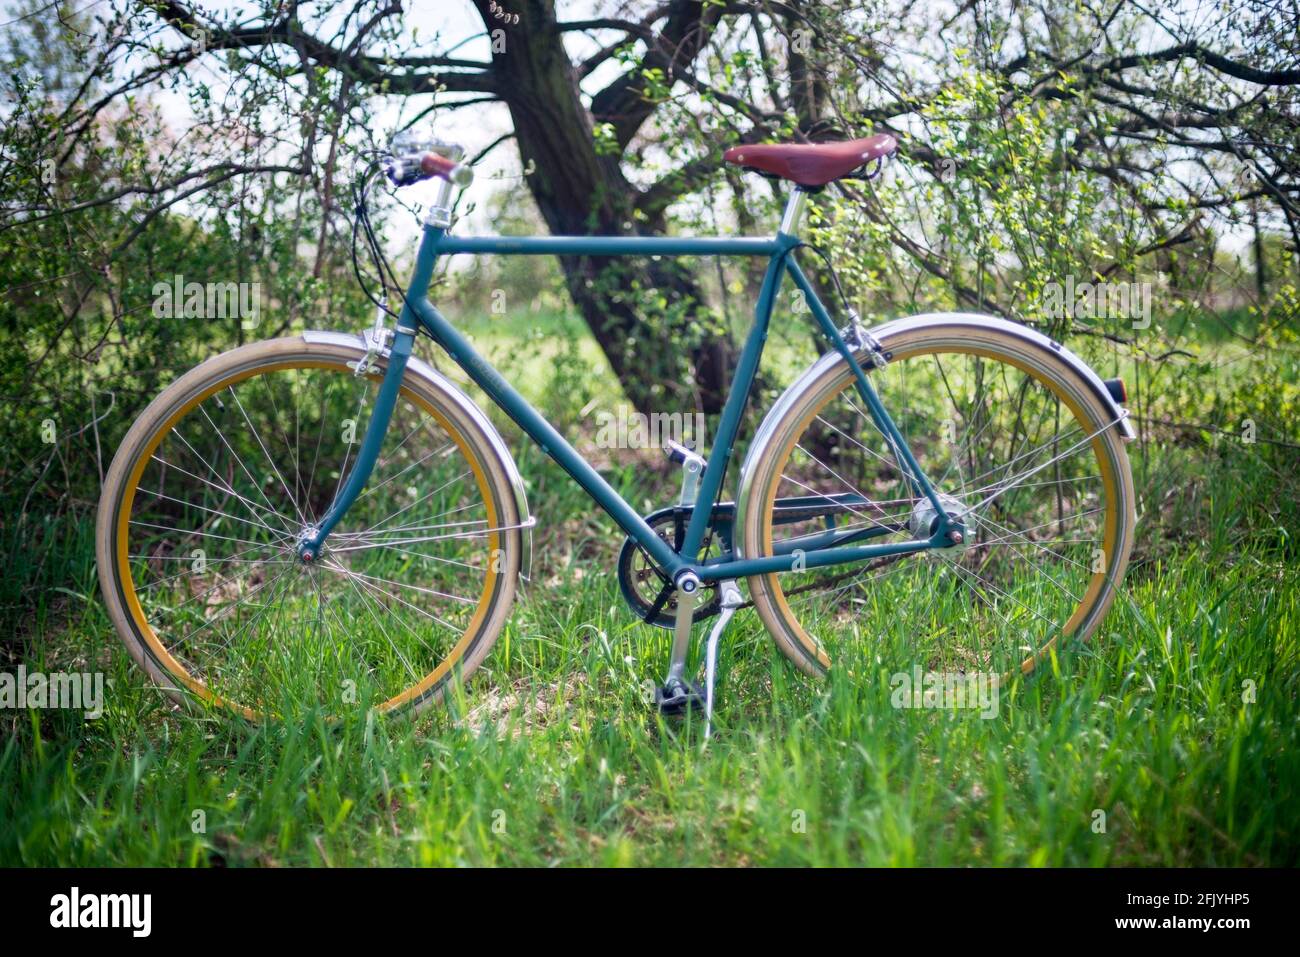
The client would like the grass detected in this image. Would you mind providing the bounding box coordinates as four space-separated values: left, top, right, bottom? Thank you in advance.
1 305 1298 867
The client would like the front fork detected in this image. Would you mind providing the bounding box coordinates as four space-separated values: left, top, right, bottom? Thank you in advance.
296 310 419 562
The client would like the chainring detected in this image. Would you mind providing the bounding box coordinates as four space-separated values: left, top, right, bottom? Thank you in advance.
616 504 731 628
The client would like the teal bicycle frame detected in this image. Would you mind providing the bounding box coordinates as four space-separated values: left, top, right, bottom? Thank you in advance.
299 189 963 582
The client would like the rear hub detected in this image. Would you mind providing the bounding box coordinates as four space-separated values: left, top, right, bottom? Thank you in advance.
908 493 972 552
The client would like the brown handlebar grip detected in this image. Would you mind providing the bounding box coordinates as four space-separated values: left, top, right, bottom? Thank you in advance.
418 152 472 186
419 152 458 179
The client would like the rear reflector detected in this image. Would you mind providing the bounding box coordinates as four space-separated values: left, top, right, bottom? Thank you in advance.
1103 378 1127 404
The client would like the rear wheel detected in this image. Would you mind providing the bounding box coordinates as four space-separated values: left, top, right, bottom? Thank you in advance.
740 321 1135 679
97 336 522 720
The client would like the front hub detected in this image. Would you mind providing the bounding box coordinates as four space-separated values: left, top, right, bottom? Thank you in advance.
295 526 322 564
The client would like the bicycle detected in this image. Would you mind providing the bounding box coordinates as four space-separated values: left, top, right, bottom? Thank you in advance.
96 131 1136 725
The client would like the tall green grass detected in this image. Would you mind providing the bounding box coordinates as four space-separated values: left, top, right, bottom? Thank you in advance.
1 307 1297 866
1 537 1295 865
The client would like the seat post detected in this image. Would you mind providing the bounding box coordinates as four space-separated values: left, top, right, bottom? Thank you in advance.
779 188 809 237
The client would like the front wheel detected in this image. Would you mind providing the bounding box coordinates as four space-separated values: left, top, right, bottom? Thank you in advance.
738 317 1135 680
97 335 523 720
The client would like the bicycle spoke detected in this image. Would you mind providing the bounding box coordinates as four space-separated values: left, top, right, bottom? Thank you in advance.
115 354 505 717
758 337 1124 678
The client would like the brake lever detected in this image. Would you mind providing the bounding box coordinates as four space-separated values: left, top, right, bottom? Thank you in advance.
383 155 426 187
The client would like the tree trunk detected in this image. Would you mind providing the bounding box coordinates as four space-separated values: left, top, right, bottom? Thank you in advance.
1251 199 1267 300
473 0 733 415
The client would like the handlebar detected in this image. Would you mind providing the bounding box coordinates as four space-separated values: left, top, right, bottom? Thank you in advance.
384 151 474 189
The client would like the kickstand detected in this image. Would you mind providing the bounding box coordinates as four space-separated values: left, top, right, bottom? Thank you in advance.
703 580 743 741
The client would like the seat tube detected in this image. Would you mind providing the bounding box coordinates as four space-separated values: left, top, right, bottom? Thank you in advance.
679 240 791 559
679 191 805 559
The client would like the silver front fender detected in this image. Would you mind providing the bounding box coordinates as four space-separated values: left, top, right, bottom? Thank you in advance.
734 313 1135 559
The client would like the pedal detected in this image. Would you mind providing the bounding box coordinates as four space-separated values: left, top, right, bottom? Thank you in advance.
662 439 704 466
654 677 706 716
664 440 706 506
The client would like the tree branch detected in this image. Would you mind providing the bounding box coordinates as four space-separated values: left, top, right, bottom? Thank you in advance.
149 1 499 96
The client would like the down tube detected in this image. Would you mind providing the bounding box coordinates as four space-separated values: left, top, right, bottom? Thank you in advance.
409 298 685 576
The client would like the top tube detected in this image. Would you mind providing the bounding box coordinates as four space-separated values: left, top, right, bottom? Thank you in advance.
430 188 810 258
431 232 791 257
